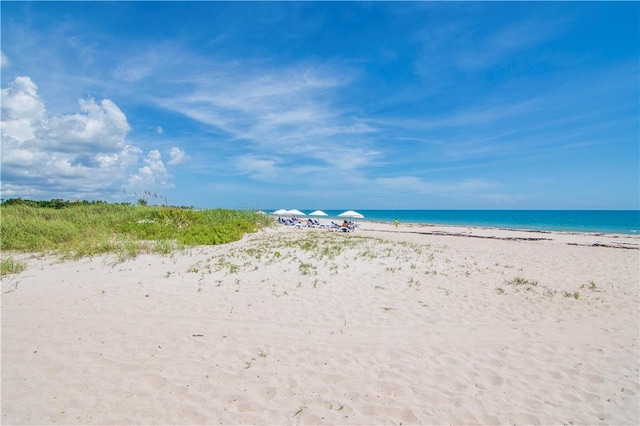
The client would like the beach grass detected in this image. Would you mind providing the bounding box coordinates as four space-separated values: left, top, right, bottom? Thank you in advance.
0 198 272 259
0 257 27 277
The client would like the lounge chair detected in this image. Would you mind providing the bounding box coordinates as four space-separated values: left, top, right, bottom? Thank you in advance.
330 221 352 232
307 218 327 229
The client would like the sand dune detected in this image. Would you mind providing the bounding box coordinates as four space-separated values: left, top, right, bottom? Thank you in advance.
2 222 638 425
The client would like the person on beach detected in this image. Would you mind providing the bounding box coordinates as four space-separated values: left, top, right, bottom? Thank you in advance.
394 218 399 228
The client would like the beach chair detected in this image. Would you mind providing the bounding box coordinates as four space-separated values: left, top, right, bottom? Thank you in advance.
330 221 352 232
308 219 327 229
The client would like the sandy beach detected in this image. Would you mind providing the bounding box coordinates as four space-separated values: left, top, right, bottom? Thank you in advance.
2 221 639 425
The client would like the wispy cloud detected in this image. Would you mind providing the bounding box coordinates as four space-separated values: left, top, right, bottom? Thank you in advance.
377 59 638 169
1 51 9 68
382 99 539 131
374 175 499 195
142 56 380 181
457 18 562 70
235 154 282 181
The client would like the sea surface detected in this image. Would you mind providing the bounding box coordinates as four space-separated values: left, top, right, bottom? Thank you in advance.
282 210 639 235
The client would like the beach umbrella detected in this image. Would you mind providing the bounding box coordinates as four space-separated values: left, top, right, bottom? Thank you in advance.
309 210 328 218
287 209 306 217
272 209 288 215
338 210 364 219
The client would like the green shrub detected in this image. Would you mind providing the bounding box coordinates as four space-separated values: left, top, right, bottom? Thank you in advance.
0 199 271 259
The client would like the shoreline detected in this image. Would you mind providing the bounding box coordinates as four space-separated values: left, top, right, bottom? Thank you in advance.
368 221 640 248
281 218 640 250
2 223 639 424
357 218 639 237
271 209 640 236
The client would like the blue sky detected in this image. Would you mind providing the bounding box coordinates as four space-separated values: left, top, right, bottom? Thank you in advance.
1 2 638 210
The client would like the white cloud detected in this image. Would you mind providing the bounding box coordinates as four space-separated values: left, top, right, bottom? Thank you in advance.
0 51 9 68
235 154 281 180
458 18 560 70
168 147 187 165
374 175 498 195
0 76 173 200
42 97 131 152
1 76 46 142
154 61 379 176
127 149 170 189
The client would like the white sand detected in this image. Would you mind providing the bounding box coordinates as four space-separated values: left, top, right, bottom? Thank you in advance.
2 221 639 425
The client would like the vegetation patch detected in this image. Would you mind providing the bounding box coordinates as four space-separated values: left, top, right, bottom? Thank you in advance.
499 275 591 302
1 257 27 277
0 198 272 260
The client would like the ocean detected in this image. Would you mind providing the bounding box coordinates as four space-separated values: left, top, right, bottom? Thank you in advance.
288 210 640 235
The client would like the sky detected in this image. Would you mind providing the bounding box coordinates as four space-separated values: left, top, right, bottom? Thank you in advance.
1 2 638 210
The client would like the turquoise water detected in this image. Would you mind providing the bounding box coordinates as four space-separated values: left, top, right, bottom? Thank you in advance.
286 210 640 235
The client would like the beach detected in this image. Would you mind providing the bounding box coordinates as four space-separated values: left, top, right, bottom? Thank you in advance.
2 221 639 425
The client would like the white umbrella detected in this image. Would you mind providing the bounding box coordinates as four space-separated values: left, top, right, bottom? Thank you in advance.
287 209 306 216
308 210 328 226
338 210 364 219
309 210 328 218
272 209 288 215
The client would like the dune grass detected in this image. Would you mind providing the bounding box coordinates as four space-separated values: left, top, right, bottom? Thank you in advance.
0 257 27 277
0 199 272 260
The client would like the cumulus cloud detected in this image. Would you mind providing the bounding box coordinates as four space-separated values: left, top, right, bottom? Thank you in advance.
1 76 46 142
168 147 187 165
42 97 131 153
1 76 173 199
127 149 170 189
